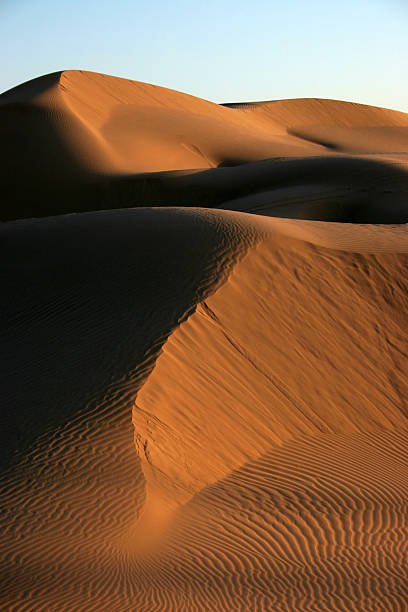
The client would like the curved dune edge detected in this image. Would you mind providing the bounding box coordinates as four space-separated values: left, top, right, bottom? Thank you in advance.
0 70 325 178
2 208 408 611
135 218 408 508
0 207 257 610
2 70 408 221
131 215 408 609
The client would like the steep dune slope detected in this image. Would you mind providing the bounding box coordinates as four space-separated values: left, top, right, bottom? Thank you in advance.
135 223 408 504
2 71 408 610
132 221 408 610
2 207 408 610
0 207 256 611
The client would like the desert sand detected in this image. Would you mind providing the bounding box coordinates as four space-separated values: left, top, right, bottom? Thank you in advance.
1 71 408 611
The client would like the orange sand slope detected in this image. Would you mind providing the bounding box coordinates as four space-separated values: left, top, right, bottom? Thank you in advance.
2 207 408 611
2 71 408 611
1 70 408 220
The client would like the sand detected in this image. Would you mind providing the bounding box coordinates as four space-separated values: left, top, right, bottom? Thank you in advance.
1 71 408 611
2 70 408 220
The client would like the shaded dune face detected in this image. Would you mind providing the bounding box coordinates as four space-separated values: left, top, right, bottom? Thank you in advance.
0 208 256 611
169 156 408 223
2 71 408 611
0 208 254 470
2 210 408 610
1 70 408 220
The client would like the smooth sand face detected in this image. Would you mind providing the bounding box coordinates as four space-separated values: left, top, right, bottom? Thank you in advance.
1 71 408 610
2 70 408 220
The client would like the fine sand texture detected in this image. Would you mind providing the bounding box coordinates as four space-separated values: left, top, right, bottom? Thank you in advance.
1 72 408 611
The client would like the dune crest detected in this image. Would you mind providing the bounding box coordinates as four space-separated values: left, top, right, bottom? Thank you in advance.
2 70 408 220
0 207 258 610
2 70 408 610
135 223 408 506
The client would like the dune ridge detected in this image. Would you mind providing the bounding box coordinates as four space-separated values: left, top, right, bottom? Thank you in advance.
132 220 408 610
2 70 408 220
135 224 408 505
2 70 408 610
2 209 408 610
0 207 258 610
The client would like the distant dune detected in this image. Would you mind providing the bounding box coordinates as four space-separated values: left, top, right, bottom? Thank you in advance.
1 70 408 220
1 72 408 611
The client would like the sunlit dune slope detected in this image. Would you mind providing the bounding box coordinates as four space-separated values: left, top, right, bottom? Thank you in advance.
132 218 408 610
1 206 408 610
2 70 408 220
2 68 408 611
0 70 321 220
224 97 408 153
135 221 408 504
0 70 323 177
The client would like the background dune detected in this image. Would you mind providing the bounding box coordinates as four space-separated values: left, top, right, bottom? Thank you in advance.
1 71 408 610
225 97 408 151
1 71 408 220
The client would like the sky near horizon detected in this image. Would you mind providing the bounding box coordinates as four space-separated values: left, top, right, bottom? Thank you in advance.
1 0 407 111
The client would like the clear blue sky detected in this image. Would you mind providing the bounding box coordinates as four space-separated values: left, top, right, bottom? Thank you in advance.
1 0 407 111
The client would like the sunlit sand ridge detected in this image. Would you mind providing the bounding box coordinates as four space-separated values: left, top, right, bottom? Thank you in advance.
2 70 408 221
1 71 408 611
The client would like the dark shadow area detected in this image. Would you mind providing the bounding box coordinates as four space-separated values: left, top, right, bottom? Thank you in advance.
1 121 408 221
0 71 62 102
0 208 250 470
0 101 95 220
105 156 408 223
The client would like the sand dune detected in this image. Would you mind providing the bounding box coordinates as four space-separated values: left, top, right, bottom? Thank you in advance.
2 70 408 220
2 210 408 610
1 71 408 610
0 71 324 220
138 429 408 611
1 207 254 610
135 226 408 505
